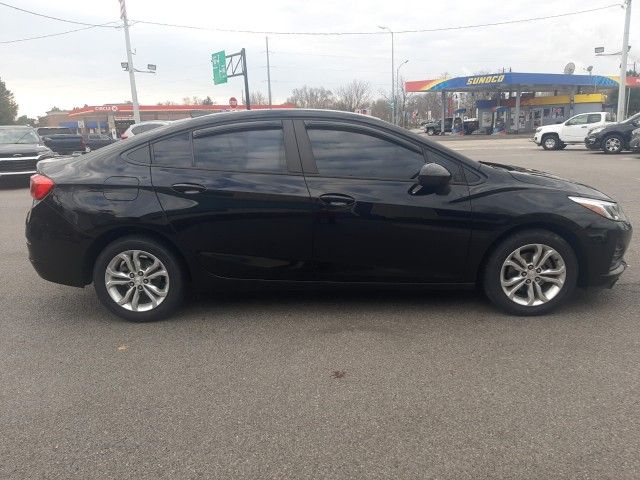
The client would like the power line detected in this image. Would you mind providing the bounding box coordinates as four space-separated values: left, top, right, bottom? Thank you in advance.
0 1 120 28
0 23 120 44
131 4 620 35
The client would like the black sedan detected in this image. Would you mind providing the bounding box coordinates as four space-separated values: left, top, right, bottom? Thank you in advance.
585 112 640 153
26 110 632 321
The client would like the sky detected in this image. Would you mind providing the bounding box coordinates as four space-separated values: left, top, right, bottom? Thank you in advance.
1 0 638 118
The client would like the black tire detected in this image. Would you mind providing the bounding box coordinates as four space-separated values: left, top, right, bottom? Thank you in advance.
602 134 624 154
483 230 578 316
93 235 185 322
426 127 435 136
541 134 560 150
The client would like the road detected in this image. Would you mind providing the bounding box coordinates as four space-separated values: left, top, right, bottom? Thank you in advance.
1 139 639 479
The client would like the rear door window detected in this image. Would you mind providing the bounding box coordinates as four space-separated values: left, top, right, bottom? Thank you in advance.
193 127 286 173
587 114 602 124
152 132 192 167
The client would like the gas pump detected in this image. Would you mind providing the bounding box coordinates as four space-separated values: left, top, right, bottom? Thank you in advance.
492 106 509 135
452 108 466 135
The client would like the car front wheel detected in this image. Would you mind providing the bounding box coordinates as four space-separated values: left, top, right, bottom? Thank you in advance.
426 127 435 135
483 230 578 315
93 236 185 322
602 135 623 154
541 134 559 150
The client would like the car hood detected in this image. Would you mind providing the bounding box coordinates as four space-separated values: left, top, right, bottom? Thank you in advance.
0 143 48 155
480 162 612 201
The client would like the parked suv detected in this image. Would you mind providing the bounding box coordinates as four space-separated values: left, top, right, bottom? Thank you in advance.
26 110 631 321
0 126 54 179
585 112 640 154
533 112 613 150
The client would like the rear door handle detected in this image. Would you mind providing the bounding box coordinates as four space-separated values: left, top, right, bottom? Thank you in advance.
319 193 355 208
171 183 207 194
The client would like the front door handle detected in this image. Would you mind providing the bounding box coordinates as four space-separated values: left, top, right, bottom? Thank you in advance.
171 183 207 194
319 193 355 208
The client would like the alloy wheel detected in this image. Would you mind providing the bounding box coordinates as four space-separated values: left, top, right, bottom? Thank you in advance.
605 137 621 152
500 243 566 306
544 137 557 149
104 250 170 312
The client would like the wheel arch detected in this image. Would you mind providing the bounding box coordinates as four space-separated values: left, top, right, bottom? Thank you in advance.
476 221 588 287
83 226 193 285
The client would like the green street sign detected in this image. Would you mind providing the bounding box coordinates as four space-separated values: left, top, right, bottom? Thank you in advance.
212 50 227 85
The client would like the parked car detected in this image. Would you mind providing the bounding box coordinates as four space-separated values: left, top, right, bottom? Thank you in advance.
630 127 640 151
85 133 115 151
37 127 85 155
533 112 614 150
424 117 478 135
585 112 640 154
0 126 54 179
121 121 171 139
26 109 632 322
424 117 453 135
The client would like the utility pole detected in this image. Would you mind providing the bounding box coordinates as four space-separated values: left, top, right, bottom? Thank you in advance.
379 26 395 124
265 37 272 108
242 48 251 110
618 0 632 121
119 0 140 123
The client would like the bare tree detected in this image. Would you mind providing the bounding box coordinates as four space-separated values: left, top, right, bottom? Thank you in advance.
370 98 392 123
157 100 177 105
202 96 214 105
286 85 334 109
249 91 267 105
334 80 372 112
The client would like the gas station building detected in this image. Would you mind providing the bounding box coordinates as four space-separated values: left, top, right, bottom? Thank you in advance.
58 102 295 138
405 72 640 134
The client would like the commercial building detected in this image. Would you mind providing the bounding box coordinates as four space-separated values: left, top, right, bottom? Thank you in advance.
405 72 640 133
39 102 295 138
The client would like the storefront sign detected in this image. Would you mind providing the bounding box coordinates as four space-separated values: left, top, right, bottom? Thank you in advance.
94 105 119 112
466 75 505 86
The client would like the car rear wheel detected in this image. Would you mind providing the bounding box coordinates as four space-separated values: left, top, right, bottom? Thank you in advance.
541 134 559 150
93 236 185 322
602 135 623 154
483 230 578 315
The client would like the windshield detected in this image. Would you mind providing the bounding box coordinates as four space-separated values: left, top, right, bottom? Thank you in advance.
0 128 40 144
622 112 640 124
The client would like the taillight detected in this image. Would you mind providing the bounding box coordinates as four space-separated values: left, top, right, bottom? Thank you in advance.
30 174 55 201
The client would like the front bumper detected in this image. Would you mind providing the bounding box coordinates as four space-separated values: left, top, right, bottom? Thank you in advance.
532 133 542 145
584 135 602 150
629 137 640 151
582 220 632 288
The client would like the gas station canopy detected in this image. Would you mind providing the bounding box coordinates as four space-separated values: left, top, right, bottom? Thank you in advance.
405 72 639 93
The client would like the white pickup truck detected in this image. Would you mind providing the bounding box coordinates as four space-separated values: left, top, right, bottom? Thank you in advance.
532 112 614 150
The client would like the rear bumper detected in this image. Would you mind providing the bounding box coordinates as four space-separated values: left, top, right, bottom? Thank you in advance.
26 201 90 287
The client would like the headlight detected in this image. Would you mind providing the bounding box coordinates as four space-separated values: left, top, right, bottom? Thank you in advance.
535 127 542 133
569 196 626 221
589 126 604 135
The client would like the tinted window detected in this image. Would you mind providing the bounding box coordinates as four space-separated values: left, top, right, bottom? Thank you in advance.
124 144 151 164
587 114 602 124
152 132 192 167
425 149 464 183
307 128 424 180
193 128 286 173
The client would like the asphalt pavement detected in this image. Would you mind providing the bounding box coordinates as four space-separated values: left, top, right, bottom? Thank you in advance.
1 140 639 479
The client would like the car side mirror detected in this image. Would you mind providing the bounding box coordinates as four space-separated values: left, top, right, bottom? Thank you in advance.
418 163 451 188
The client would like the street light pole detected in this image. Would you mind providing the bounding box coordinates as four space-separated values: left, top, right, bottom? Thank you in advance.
396 60 409 127
618 0 632 121
119 0 141 124
379 26 395 124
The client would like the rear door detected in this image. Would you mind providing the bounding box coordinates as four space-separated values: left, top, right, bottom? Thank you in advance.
295 119 473 283
150 120 314 281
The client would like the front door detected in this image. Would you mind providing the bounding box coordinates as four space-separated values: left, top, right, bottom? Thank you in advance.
562 113 592 141
150 120 314 281
294 120 473 283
